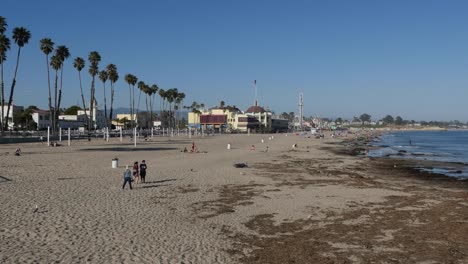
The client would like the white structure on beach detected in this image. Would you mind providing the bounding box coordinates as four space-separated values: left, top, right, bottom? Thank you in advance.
77 101 106 129
31 109 51 130
0 104 24 130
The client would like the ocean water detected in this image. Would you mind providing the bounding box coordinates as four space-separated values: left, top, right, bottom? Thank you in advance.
369 130 468 179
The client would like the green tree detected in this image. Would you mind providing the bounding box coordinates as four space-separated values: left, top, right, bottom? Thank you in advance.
73 57 89 128
359 113 371 125
382 115 394 125
395 116 404 125
0 17 10 132
64 105 81 115
335 117 343 124
5 26 31 131
40 38 54 129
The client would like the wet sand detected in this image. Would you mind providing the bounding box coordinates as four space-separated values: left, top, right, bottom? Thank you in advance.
0 132 467 263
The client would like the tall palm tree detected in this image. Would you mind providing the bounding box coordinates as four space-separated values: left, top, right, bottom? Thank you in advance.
107 64 118 126
0 19 10 133
50 55 61 132
99 70 108 129
150 84 158 127
73 57 89 128
124 74 137 128
175 92 185 128
55 45 70 129
137 81 145 122
144 84 151 128
88 51 101 131
158 88 165 116
39 38 54 130
5 27 31 131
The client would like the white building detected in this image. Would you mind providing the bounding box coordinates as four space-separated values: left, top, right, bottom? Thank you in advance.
31 109 51 130
0 104 24 130
77 103 107 129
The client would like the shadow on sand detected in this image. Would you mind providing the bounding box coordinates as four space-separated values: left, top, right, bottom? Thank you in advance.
0 176 11 183
79 147 178 152
140 183 173 189
144 179 176 184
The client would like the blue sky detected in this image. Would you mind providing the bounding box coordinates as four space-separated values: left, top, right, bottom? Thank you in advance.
2 0 468 121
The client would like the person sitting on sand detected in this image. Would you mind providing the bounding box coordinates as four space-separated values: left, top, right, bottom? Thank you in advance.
191 142 198 153
140 160 147 183
15 148 21 156
133 161 140 184
123 165 133 190
250 145 255 150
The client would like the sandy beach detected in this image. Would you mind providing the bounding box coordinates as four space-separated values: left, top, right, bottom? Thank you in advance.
1 132 468 263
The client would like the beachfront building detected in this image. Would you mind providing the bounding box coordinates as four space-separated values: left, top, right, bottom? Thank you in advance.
271 118 289 132
31 109 51 130
112 114 137 130
188 106 243 132
0 104 24 130
245 101 272 132
77 107 106 129
58 114 88 130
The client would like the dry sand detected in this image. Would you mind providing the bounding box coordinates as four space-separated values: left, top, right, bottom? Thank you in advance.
0 132 468 263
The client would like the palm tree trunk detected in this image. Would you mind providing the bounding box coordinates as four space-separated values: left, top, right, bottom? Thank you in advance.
90 77 95 132
4 48 21 131
145 94 149 128
78 70 89 128
109 82 114 128
57 66 65 132
103 82 107 129
53 69 58 133
0 59 4 133
136 88 141 125
46 55 53 132
128 85 132 129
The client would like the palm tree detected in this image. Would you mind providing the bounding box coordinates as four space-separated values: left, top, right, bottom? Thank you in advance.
175 92 185 128
0 17 10 132
39 38 54 130
55 45 70 129
73 57 89 128
88 51 101 131
143 84 151 128
124 74 137 128
107 64 118 126
4 27 30 131
150 84 158 127
158 88 165 116
50 55 61 132
99 70 108 129
137 81 145 123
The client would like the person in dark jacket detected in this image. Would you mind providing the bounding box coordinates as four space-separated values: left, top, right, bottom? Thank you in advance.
140 160 147 183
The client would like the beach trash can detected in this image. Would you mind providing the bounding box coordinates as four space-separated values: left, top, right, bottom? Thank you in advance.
112 158 119 169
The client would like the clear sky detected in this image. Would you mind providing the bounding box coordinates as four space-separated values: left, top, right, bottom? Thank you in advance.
2 0 468 121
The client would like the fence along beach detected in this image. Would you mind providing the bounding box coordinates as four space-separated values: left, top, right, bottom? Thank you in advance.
1 132 468 263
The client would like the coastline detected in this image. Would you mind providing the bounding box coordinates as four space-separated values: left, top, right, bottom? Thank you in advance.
1 133 468 263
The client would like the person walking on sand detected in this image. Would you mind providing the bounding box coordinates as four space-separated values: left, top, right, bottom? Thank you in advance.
123 165 133 190
133 161 140 184
140 160 147 183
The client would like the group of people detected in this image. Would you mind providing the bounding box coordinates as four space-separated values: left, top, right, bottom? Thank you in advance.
122 160 148 190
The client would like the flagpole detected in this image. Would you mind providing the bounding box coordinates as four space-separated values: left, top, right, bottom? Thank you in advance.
253 80 257 105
